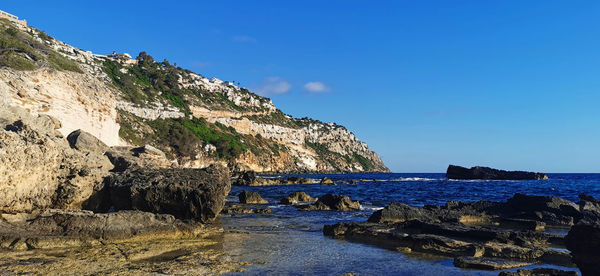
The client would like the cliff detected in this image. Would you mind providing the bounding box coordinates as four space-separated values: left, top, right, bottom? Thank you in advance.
0 18 389 173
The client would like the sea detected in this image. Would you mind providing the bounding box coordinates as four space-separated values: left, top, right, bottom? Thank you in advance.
221 173 600 275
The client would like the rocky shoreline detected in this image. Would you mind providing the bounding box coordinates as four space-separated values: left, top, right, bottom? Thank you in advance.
1 106 597 275
323 193 600 275
0 106 240 274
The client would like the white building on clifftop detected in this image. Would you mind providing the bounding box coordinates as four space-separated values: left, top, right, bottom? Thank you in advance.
0 9 27 27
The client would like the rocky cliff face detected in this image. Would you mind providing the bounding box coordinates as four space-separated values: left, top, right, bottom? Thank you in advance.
0 18 389 173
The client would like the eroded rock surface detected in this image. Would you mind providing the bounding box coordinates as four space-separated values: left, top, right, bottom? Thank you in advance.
98 165 231 222
0 106 113 212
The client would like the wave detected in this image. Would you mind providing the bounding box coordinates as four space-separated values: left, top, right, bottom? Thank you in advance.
360 206 384 211
389 177 444 181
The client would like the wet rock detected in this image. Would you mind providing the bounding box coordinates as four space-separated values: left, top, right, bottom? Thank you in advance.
280 191 317 205
446 165 548 180
320 177 334 185
565 221 600 276
281 176 313 185
100 165 231 222
221 204 272 214
453 257 530 270
66 129 108 154
238 190 268 204
299 194 360 211
498 268 578 276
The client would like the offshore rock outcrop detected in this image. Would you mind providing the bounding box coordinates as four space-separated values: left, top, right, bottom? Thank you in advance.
298 194 361 211
324 193 599 271
446 165 548 180
238 190 268 204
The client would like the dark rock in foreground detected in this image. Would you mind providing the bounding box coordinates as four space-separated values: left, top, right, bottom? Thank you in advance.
94 165 231 222
446 165 548 180
298 194 360 211
566 220 600 276
498 268 578 276
280 191 317 205
238 190 268 204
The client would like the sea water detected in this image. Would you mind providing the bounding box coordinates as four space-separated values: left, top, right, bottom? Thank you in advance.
221 173 599 275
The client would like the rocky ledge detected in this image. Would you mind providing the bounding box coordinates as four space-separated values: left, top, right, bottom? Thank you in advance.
325 193 600 273
446 165 549 180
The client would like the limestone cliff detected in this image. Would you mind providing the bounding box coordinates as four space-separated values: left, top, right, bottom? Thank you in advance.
0 18 389 173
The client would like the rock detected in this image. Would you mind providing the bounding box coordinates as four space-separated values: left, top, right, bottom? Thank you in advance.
232 171 257 186
99 165 231 222
368 202 437 223
105 146 171 172
446 165 548 180
299 194 360 211
0 106 112 212
0 210 203 250
501 194 581 226
498 268 578 276
453 257 530 270
238 190 268 204
578 194 600 214
320 177 334 185
280 191 317 205
221 204 272 214
565 221 600 276
281 176 313 185
66 129 108 154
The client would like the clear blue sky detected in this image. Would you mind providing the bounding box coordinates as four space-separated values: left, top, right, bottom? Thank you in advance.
4 1 599 173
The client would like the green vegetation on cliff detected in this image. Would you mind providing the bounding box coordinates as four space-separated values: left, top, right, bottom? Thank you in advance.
0 19 81 72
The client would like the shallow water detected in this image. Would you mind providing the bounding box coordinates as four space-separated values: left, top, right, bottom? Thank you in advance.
221 173 598 275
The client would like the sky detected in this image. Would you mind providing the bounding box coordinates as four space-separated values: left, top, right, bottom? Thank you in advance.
3 1 599 173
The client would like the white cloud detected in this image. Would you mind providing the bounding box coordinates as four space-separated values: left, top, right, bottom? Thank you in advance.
232 35 257 43
255 77 291 96
303 81 330 93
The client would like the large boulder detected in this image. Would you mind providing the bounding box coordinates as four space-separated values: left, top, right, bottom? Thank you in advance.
238 190 268 204
105 145 172 172
100 165 231 222
0 106 112 213
66 129 109 154
565 221 600 276
446 165 548 180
